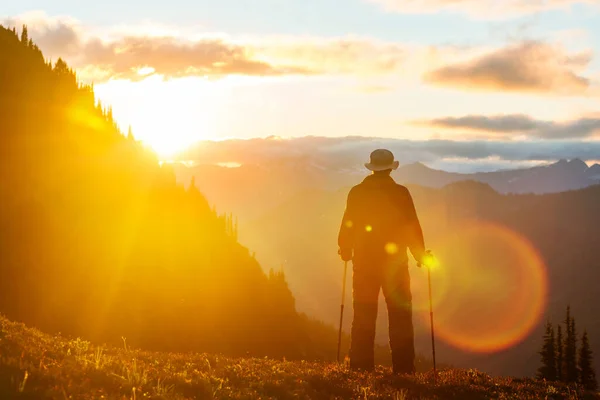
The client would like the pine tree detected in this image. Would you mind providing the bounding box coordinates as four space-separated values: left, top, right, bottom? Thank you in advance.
233 217 239 241
127 126 135 141
563 306 579 383
570 316 579 383
20 25 28 43
537 320 557 381
579 330 597 390
557 324 564 381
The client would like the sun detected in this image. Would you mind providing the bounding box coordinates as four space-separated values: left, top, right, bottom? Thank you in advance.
94 75 219 158
135 106 212 158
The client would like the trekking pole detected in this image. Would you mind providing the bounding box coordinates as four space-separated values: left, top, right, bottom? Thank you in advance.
427 260 437 382
337 261 348 363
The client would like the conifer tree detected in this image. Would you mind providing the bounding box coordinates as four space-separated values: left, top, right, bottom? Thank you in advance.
20 25 28 43
579 330 597 391
557 324 564 381
564 306 579 383
570 312 579 383
538 320 557 381
234 217 239 241
127 126 135 141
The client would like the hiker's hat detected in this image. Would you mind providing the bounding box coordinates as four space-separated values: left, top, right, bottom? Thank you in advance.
365 149 400 172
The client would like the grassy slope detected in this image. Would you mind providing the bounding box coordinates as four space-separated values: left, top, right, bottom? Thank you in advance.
0 316 597 400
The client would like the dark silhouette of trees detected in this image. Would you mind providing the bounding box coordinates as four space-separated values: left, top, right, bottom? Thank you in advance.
127 126 135 141
579 330 598 391
563 306 579 383
0 24 342 361
20 25 28 44
556 325 564 381
537 307 596 389
537 320 557 381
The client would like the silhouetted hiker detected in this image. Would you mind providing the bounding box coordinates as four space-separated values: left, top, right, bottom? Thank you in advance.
338 149 426 374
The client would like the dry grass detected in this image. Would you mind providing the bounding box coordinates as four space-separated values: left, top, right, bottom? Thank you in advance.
0 315 598 399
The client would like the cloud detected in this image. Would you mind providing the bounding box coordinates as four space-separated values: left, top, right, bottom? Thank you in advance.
3 14 311 81
423 114 600 139
3 12 82 55
255 37 407 76
425 41 592 95
1 12 457 83
81 36 313 81
427 115 538 133
356 85 394 93
385 139 600 164
366 0 594 19
3 13 413 82
3 12 597 94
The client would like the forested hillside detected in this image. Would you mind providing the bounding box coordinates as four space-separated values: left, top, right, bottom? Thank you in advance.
0 24 342 360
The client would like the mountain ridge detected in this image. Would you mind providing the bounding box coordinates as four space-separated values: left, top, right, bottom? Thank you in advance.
396 158 598 194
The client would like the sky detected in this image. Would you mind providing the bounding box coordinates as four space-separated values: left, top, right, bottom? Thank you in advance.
3 0 600 161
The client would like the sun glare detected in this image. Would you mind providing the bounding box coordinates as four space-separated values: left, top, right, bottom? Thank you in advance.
411 221 548 354
95 75 220 158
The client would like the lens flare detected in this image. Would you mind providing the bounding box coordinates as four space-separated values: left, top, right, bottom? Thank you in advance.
413 221 548 353
385 242 399 255
422 252 438 269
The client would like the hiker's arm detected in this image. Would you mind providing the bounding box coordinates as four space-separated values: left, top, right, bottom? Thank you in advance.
338 189 356 261
404 189 426 263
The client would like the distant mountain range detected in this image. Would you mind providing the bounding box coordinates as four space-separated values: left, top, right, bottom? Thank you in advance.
395 158 600 194
176 137 600 202
173 154 600 221
172 139 600 378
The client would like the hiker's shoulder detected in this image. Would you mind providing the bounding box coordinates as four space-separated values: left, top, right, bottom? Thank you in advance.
351 177 370 189
347 180 371 198
348 183 362 195
392 184 415 201
393 182 410 194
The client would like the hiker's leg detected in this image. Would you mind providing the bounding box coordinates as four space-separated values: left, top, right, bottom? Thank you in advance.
382 260 415 374
350 263 381 371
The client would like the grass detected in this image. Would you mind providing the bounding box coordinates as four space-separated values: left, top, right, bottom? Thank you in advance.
0 316 598 399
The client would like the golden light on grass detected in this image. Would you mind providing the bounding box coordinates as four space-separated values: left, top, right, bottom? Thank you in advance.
412 221 548 353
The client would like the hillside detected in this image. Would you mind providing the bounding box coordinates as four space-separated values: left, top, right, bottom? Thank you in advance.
0 24 349 361
1 315 596 400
